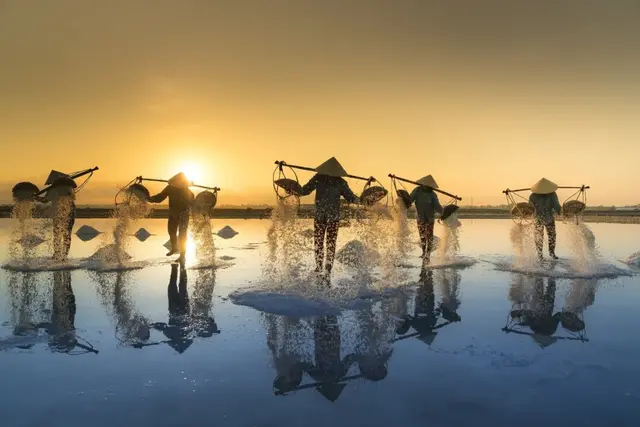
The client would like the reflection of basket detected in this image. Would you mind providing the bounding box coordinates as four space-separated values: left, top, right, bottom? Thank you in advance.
510 202 535 219
360 186 388 206
563 200 585 217
12 182 40 201
560 312 585 332
274 178 302 196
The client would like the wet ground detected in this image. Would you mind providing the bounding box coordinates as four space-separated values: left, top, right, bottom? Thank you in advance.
1 218 639 427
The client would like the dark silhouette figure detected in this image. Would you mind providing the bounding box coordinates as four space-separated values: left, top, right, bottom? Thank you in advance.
529 178 562 260
300 158 358 277
148 172 194 260
408 175 443 263
37 193 76 261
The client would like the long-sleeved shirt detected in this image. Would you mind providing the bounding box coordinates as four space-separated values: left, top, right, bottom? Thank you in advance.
149 185 194 217
410 187 443 224
529 192 561 225
301 174 359 222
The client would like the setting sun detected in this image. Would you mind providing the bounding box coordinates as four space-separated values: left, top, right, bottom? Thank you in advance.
180 163 202 184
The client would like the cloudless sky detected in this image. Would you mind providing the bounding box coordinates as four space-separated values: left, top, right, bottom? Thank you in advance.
1 0 639 205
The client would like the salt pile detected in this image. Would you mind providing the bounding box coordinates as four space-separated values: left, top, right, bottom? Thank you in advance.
336 240 379 267
217 226 238 239
89 244 132 262
134 228 151 242
75 225 101 242
17 234 45 249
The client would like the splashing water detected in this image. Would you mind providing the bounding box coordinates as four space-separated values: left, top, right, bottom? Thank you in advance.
390 201 412 264
436 214 462 262
351 206 398 284
264 199 310 282
8 201 46 262
510 223 538 266
191 213 216 263
565 222 600 272
93 198 151 264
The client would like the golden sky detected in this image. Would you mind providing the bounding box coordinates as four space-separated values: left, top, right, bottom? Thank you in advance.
1 0 639 206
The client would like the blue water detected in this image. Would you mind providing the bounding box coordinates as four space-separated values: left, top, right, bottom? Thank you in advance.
1 218 639 427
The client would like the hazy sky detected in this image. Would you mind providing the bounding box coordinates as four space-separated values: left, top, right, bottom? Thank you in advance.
1 0 639 205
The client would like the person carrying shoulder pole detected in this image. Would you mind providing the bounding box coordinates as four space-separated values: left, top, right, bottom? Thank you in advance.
529 178 562 261
409 175 443 264
148 172 194 261
300 157 359 277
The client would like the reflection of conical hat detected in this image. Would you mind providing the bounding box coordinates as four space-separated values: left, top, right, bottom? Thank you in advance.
168 172 191 189
416 175 439 189
531 178 558 194
316 157 348 177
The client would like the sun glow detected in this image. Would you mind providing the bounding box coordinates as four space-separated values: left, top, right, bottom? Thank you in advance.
180 163 202 184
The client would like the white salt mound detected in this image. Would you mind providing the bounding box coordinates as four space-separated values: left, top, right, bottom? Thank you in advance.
163 240 173 250
17 234 45 248
217 226 238 239
336 240 379 266
75 225 101 241
89 244 132 261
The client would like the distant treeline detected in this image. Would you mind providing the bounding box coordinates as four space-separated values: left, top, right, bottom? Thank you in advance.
1 204 639 220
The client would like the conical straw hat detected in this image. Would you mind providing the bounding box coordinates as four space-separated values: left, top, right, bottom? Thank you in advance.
316 157 348 177
168 172 191 189
416 175 439 189
531 178 558 195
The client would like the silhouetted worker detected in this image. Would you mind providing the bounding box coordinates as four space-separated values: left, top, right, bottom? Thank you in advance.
409 175 443 263
529 178 562 261
38 175 77 261
148 172 194 260
300 157 359 276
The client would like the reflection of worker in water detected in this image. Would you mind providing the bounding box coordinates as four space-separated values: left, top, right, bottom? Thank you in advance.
529 178 562 261
267 315 313 395
46 270 77 352
300 158 359 276
409 175 443 263
306 315 355 402
397 270 439 339
153 264 193 353
510 277 559 346
148 172 194 260
191 269 220 338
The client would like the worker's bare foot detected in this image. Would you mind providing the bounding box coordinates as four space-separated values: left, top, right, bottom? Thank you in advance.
166 250 177 256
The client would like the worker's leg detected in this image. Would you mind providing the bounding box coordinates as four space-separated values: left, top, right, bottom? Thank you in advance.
178 212 190 260
167 216 179 255
314 219 328 273
324 220 340 274
546 221 557 258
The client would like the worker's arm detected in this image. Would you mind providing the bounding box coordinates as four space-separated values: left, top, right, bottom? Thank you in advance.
148 186 169 203
552 192 562 215
341 180 359 204
433 193 444 216
300 174 319 196
409 187 418 204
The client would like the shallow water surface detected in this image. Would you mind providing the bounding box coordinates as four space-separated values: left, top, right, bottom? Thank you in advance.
1 218 639 427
